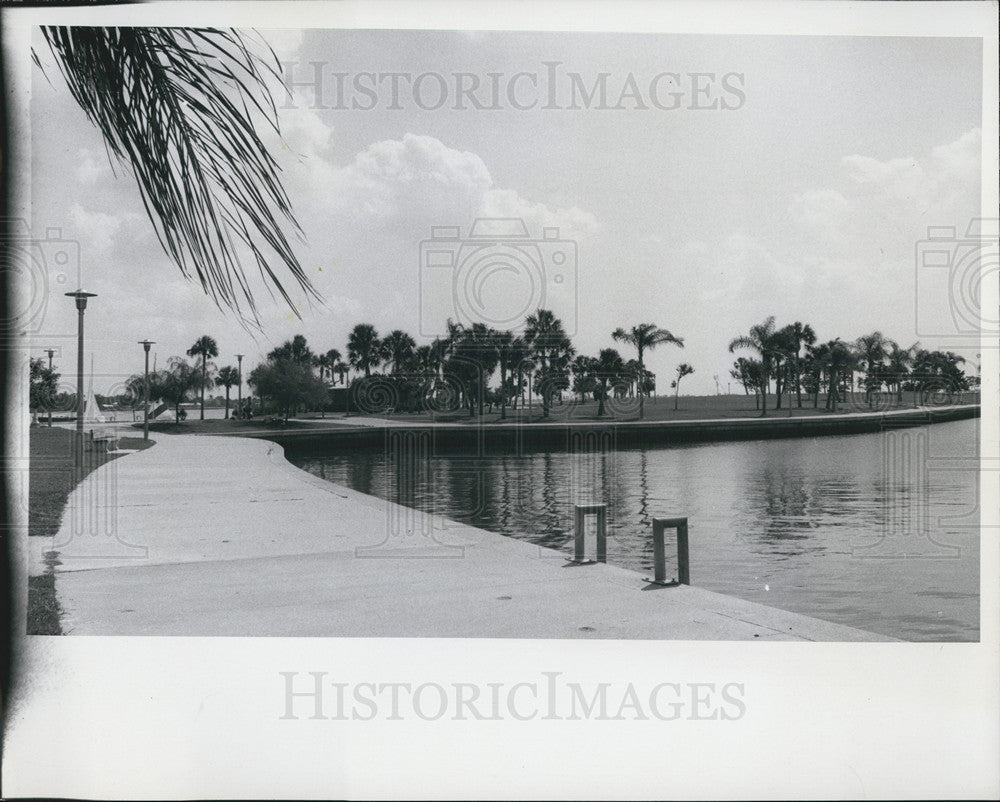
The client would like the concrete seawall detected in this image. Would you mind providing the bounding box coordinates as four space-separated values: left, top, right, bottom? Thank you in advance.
234 403 980 454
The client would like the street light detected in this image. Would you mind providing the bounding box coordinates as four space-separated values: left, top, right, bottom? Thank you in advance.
138 340 155 440
65 290 96 469
235 354 244 419
45 348 55 426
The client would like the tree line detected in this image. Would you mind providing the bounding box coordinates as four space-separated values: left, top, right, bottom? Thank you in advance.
28 310 978 424
728 316 975 416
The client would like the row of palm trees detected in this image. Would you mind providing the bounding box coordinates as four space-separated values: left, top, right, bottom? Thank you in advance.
335 313 686 419
133 313 975 424
728 316 974 416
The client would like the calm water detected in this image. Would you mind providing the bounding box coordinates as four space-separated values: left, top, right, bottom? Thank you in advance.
291 419 980 641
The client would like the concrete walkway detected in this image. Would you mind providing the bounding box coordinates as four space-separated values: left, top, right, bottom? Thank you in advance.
32 434 894 639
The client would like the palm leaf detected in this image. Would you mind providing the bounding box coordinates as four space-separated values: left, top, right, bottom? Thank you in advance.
38 26 321 326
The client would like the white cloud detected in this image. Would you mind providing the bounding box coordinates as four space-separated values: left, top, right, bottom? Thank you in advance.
67 204 144 256
75 150 104 184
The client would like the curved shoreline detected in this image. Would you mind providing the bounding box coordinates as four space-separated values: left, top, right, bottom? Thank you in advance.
228 403 980 452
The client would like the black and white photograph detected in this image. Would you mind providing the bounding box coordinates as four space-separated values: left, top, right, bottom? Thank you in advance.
3 1 998 799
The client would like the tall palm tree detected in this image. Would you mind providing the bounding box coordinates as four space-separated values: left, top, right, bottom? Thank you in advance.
313 348 341 384
779 322 816 408
593 348 625 417
36 27 320 324
186 335 219 420
525 309 575 417
215 365 240 419
729 317 779 416
494 331 528 420
347 324 381 377
816 338 855 412
855 331 894 408
269 334 314 365
886 341 918 403
382 330 417 374
613 323 684 419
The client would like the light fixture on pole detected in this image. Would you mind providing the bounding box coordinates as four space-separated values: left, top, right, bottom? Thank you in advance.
138 340 155 441
235 354 244 418
45 348 55 426
65 291 97 469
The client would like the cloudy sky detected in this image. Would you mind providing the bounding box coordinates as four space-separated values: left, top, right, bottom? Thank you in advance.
29 29 984 395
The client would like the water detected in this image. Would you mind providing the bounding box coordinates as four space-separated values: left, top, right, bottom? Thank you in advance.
290 419 981 641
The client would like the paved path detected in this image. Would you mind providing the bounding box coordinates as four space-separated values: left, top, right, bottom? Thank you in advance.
32 435 894 640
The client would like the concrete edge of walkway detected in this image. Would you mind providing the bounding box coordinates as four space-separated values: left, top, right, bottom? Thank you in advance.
252 439 901 641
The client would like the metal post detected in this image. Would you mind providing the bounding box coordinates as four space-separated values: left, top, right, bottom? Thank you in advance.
571 503 608 564
677 518 689 585
66 291 96 469
45 348 55 426
236 354 244 418
138 340 154 440
649 517 690 586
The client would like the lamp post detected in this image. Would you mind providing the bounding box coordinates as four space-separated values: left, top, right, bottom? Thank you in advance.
235 354 244 418
65 291 97 469
45 348 55 426
138 340 155 440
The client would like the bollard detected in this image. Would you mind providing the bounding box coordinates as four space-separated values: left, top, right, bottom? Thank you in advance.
571 503 608 564
648 517 690 586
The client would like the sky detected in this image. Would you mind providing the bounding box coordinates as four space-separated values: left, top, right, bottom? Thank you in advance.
27 29 985 396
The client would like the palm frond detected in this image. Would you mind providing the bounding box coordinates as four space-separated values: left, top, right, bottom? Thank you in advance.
39 26 321 326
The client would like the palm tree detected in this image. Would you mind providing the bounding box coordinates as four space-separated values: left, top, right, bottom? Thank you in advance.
451 323 499 417
593 348 625 417
672 363 695 411
572 355 598 403
318 348 342 384
612 323 684 419
816 339 855 412
347 324 382 377
729 317 780 416
525 309 575 417
36 27 320 324
494 331 528 420
215 365 240 419
269 334 314 365
186 335 219 420
382 330 417 375
886 341 918 404
778 322 816 408
855 331 894 408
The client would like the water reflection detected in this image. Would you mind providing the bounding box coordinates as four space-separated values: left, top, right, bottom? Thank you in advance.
292 420 979 641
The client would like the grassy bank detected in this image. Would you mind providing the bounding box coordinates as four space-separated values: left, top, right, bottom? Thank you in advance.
27 427 155 635
142 392 980 431
143 418 355 436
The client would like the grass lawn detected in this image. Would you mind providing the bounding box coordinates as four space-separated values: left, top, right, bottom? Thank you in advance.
27 426 155 635
143 417 356 435
337 391 980 425
141 391 979 432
